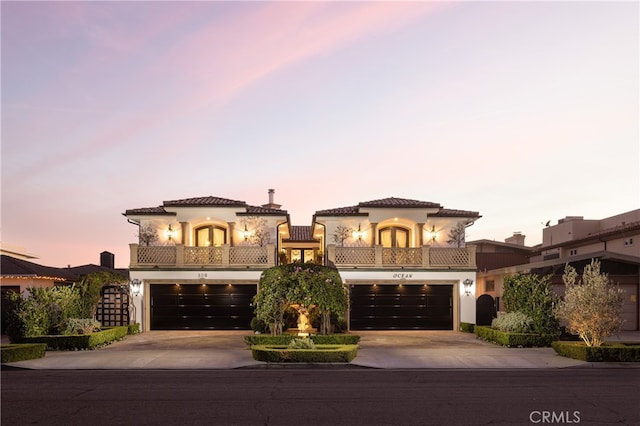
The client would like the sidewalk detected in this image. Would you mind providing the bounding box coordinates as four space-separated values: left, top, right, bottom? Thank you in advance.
3 330 639 370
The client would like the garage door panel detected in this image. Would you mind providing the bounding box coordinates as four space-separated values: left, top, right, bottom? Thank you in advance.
350 284 453 330
150 284 256 330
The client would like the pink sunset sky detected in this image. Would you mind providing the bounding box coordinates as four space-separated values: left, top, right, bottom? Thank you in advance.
2 1 638 268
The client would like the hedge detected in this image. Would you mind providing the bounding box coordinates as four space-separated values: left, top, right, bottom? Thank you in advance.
460 322 475 333
475 325 555 347
127 323 141 335
20 326 129 350
244 334 360 346
552 341 640 362
1 343 47 363
251 344 359 362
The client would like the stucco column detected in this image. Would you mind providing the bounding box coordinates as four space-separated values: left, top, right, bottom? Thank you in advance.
180 222 188 245
129 243 139 268
417 222 425 247
370 222 377 247
229 222 235 246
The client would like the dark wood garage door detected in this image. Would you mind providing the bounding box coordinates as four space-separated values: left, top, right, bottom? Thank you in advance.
150 284 256 330
350 284 453 330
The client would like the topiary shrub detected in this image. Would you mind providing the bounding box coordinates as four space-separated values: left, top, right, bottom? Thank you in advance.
250 317 269 334
491 311 534 333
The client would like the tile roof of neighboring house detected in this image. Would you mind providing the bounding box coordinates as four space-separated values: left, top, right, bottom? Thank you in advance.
1 256 130 283
283 226 318 242
315 197 480 218
431 208 481 218
1 255 78 281
125 196 288 216
66 264 129 280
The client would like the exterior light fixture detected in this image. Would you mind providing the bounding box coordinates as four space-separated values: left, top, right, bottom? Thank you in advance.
166 224 175 242
426 225 438 243
130 279 142 296
352 224 365 241
463 279 473 296
242 224 251 241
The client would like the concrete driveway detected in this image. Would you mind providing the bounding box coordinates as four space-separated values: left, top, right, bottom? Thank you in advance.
4 330 639 370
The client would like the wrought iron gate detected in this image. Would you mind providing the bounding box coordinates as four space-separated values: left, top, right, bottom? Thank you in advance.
97 285 130 326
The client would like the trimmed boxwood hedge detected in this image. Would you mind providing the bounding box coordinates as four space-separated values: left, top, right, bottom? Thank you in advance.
244 334 360 346
552 341 640 362
252 344 359 362
475 325 554 347
20 326 129 350
127 323 141 335
460 322 475 333
1 343 47 363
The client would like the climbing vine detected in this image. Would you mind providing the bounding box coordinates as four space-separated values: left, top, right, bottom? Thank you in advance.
253 263 348 335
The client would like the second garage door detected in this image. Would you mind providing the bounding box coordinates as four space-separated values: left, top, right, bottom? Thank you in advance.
150 284 255 330
350 284 453 330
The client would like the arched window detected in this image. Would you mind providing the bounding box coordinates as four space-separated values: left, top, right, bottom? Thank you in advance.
378 226 409 248
195 225 226 247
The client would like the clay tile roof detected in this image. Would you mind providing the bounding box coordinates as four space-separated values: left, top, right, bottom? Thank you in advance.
163 196 247 207
431 208 481 218
315 197 442 216
243 205 288 215
283 226 317 242
358 197 442 209
124 206 173 215
314 205 365 216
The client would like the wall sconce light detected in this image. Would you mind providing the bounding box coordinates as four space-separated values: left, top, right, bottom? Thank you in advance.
242 224 251 241
166 224 175 242
352 224 365 241
463 278 473 296
426 225 438 243
130 279 142 296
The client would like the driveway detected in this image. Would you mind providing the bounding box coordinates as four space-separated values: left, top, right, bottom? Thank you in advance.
3 330 639 370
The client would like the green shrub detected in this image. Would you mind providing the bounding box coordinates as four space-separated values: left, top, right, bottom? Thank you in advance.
288 338 316 349
127 323 141 335
311 334 360 345
502 273 559 335
552 341 640 362
62 318 101 335
1 343 47 363
251 344 359 362
491 312 534 333
244 334 294 346
475 325 554 347
244 334 360 346
250 317 269 334
21 326 128 350
460 322 475 333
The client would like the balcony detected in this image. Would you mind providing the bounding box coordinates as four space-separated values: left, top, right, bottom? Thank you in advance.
327 245 476 269
129 244 276 269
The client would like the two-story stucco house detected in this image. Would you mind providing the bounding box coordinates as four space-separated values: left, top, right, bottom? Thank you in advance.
124 192 481 332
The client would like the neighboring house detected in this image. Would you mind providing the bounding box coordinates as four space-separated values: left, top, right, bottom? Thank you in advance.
1 251 130 333
475 209 640 331
124 193 482 332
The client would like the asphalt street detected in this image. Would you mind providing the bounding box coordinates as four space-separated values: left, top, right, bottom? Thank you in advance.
2 368 638 425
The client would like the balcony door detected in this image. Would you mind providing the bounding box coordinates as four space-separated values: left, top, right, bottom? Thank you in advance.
379 226 409 248
195 225 226 247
